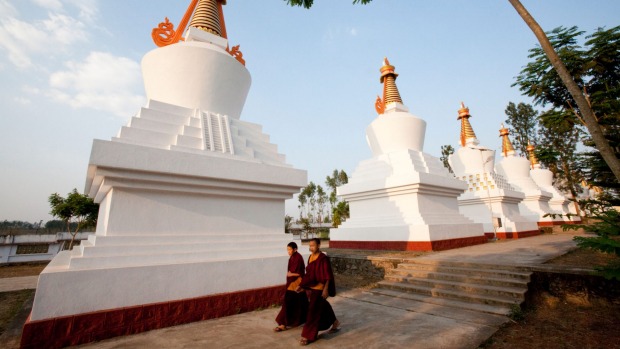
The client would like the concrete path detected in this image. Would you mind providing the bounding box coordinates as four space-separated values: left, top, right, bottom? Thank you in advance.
72 234 579 349
413 233 577 266
76 289 505 349
0 276 38 292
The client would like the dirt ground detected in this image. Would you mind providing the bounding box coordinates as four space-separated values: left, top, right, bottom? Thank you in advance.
0 289 34 337
479 291 620 349
480 247 620 349
0 262 48 279
546 246 620 268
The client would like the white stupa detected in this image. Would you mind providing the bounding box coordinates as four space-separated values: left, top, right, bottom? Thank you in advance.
449 103 539 239
527 142 581 223
494 125 562 226
329 59 485 251
24 1 306 347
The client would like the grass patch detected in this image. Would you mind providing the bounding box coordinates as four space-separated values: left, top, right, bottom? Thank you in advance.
0 289 34 336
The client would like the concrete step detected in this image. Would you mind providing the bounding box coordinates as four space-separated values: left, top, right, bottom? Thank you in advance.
395 262 532 280
369 288 511 316
382 276 526 300
387 269 530 288
377 281 521 308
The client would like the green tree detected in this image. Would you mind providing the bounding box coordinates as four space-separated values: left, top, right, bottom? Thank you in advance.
48 189 99 250
515 25 620 203
284 215 293 234
286 0 620 182
536 109 583 213
331 201 350 227
325 169 349 227
325 169 349 219
565 199 620 280
504 102 539 157
44 220 64 230
440 145 454 173
316 185 328 224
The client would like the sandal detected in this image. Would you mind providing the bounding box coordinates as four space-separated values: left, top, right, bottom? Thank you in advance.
300 337 312 346
274 325 287 332
328 320 341 333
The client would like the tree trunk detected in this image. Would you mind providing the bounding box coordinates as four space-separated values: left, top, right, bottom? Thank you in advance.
508 0 620 183
560 157 582 217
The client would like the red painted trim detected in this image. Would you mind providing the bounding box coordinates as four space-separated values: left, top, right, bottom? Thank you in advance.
329 235 487 251
538 220 575 227
485 230 541 239
537 221 554 227
20 285 284 349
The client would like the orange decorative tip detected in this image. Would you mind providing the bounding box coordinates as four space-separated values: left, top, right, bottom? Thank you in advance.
377 57 403 112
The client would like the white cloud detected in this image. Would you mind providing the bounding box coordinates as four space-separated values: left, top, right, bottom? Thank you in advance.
349 28 358 36
14 96 32 105
0 2 90 68
32 0 63 11
0 0 17 19
48 51 144 117
65 0 98 24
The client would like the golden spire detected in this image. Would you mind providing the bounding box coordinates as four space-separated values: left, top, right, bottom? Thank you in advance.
189 0 226 37
375 57 403 114
457 102 477 147
499 123 516 157
526 141 539 169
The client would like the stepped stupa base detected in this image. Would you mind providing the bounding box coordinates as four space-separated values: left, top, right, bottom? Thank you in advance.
330 150 486 251
21 258 285 349
22 140 306 349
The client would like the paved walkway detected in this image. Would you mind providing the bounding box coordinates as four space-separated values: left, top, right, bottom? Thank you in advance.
0 275 38 292
69 233 580 349
414 233 577 266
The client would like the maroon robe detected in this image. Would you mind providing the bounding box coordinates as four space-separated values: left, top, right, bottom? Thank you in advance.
300 252 337 342
275 251 308 327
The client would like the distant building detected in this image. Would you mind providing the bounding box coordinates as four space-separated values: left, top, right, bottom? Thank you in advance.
0 232 93 264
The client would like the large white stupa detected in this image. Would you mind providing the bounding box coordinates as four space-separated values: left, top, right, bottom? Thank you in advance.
494 125 562 226
23 1 306 347
448 103 539 239
329 59 485 251
527 143 580 223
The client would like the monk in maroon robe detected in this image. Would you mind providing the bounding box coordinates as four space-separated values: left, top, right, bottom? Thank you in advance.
297 238 340 345
274 242 308 331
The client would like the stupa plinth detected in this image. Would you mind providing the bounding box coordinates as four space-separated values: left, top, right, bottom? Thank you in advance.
449 103 539 239
23 1 307 347
330 59 485 251
494 125 562 226
527 143 580 223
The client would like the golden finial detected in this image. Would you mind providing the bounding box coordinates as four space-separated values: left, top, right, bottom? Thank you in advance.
377 57 403 112
499 123 515 157
189 0 226 37
526 141 539 168
152 0 228 47
457 102 477 147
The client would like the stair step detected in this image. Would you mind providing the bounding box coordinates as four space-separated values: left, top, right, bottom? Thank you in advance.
387 270 529 288
377 281 522 308
382 276 526 299
400 260 533 272
370 288 511 316
394 263 532 280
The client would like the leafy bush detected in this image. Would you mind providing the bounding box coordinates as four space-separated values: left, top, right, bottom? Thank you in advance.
564 199 620 280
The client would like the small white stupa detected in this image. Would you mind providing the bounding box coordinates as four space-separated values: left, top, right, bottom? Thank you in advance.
527 142 581 223
449 103 539 239
494 125 562 226
24 1 306 347
329 59 485 251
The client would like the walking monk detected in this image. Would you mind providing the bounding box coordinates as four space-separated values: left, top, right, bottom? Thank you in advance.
297 238 340 345
274 242 308 331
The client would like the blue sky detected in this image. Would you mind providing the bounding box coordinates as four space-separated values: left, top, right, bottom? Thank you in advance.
1 0 619 222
